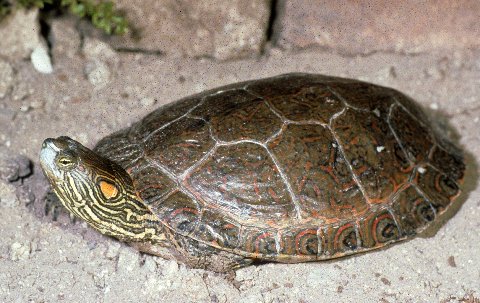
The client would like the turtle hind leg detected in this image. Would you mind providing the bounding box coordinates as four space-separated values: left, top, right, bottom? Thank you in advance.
185 248 254 273
131 231 254 273
173 235 254 273
181 243 254 273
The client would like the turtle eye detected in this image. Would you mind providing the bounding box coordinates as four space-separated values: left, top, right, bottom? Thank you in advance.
56 154 77 169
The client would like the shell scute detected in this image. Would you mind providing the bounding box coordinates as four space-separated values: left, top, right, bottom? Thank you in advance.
388 104 435 163
413 165 460 213
193 209 240 249
155 190 201 236
392 185 436 236
267 84 344 124
280 227 320 257
184 143 296 223
190 88 283 142
143 117 215 175
332 108 412 203
358 209 403 249
239 227 278 257
129 158 176 205
268 123 368 220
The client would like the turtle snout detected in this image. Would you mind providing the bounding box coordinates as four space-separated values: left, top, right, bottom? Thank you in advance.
42 138 55 149
40 138 62 180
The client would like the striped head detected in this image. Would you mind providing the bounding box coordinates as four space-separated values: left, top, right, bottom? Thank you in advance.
39 137 162 243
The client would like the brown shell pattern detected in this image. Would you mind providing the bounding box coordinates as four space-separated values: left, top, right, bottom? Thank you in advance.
94 73 465 261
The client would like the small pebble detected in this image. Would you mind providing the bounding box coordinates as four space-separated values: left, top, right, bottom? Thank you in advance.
19 105 30 112
85 61 111 88
140 97 157 107
0 153 32 182
105 242 121 259
10 242 31 261
117 247 138 272
31 45 53 74
30 100 45 109
429 103 439 110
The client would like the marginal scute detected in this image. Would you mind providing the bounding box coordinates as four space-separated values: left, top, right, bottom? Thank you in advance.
413 165 460 213
280 227 320 257
392 185 436 235
328 81 395 116
245 73 344 98
184 143 296 223
268 124 368 220
215 101 283 142
240 227 278 256
190 88 257 121
193 209 240 249
154 190 201 236
332 108 412 202
358 209 402 248
429 145 465 181
190 88 283 142
324 223 358 256
143 117 215 175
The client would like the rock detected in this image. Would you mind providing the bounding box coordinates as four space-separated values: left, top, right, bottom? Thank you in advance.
16 185 35 205
10 242 31 261
85 61 111 88
31 45 53 74
0 182 18 208
106 0 270 60
49 16 81 59
0 60 15 99
0 9 42 60
83 38 119 88
275 0 480 54
140 97 156 107
83 38 119 65
143 257 158 273
0 149 32 182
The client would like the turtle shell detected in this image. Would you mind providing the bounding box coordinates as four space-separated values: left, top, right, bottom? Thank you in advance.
94 73 464 261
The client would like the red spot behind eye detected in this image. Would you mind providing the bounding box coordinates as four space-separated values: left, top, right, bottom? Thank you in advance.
99 181 118 199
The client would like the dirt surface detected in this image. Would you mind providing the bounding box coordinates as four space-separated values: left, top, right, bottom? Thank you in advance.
0 25 479 303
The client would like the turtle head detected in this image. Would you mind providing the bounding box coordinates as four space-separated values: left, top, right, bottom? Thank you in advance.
39 136 163 243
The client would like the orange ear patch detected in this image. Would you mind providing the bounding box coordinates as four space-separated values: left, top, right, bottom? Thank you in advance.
99 180 118 199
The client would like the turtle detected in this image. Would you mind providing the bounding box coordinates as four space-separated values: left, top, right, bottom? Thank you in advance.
39 73 465 272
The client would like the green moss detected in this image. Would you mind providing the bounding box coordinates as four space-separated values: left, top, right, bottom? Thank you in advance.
0 0 128 35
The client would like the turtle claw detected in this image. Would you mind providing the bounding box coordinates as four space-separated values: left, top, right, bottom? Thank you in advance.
44 191 61 221
43 191 75 223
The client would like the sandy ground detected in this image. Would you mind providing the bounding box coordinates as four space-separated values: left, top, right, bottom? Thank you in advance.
0 41 479 302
